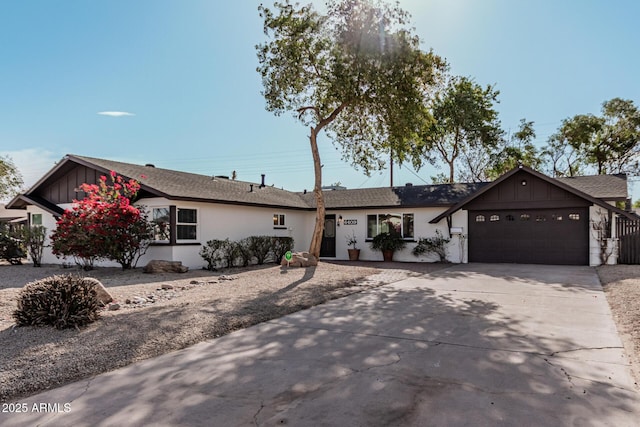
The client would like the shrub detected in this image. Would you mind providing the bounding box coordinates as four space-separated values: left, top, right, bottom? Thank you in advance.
50 171 153 270
200 236 295 269
200 238 233 270
412 230 450 262
13 275 101 329
248 236 272 265
370 232 406 252
232 238 254 267
271 236 294 263
0 225 24 265
19 225 47 267
50 207 103 269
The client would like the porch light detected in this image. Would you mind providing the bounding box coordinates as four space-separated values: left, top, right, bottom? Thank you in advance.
338 215 343 226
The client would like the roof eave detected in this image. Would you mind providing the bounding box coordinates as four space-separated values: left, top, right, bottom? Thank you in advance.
141 195 313 211
429 166 636 224
429 166 527 223
7 195 65 217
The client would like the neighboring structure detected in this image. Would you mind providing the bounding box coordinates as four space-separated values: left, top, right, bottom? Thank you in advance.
7 154 635 268
0 203 27 232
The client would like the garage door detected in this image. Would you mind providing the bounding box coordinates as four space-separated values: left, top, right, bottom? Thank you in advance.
468 208 589 265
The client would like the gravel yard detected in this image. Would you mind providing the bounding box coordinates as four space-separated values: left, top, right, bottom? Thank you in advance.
0 261 447 402
598 264 640 384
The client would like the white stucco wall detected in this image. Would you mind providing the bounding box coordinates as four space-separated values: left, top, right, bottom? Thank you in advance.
23 199 314 269
140 199 312 268
25 199 622 268
326 208 467 263
25 205 60 266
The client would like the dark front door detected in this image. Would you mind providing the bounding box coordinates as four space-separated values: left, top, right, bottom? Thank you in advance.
468 208 589 265
320 214 336 257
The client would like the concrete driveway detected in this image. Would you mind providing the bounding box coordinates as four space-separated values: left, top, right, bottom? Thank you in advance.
3 263 640 426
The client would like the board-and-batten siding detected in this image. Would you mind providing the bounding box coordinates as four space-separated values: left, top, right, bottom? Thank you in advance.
36 165 103 204
465 173 591 210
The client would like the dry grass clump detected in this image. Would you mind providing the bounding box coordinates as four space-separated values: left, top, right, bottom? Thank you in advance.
13 275 100 329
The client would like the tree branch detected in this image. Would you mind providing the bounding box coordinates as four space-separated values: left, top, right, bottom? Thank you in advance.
317 102 348 132
297 106 320 120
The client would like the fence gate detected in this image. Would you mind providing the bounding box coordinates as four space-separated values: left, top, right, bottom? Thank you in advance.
617 218 640 264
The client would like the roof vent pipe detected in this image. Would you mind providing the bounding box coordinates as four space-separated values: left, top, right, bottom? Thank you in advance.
249 184 254 192
405 183 413 187
145 163 155 168
260 174 266 188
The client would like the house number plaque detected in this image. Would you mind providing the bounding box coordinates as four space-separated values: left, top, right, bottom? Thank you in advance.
343 219 357 225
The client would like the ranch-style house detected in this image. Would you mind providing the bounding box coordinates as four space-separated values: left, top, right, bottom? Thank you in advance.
7 154 636 268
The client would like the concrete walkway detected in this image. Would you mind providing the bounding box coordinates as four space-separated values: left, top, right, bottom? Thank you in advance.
3 264 639 426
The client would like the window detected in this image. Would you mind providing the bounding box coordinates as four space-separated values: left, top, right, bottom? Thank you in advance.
535 215 547 222
273 213 286 228
31 213 42 226
569 213 580 221
552 214 563 221
177 208 197 240
520 214 530 221
490 215 500 222
506 214 515 221
152 207 170 241
403 214 414 239
366 213 414 239
475 215 485 222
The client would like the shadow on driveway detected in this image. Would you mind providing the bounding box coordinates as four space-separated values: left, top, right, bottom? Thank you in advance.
3 263 639 427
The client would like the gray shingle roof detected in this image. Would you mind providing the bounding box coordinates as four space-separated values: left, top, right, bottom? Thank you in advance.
300 182 489 209
556 174 628 200
61 156 629 210
71 155 311 209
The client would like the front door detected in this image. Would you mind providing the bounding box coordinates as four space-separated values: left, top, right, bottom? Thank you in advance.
320 214 336 257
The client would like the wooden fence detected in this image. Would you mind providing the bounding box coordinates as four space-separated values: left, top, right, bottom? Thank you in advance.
617 218 640 264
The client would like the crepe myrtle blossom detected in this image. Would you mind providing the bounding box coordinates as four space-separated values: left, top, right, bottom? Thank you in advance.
51 171 153 270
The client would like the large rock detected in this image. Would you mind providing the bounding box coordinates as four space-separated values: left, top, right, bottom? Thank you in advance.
82 277 113 306
280 252 318 267
143 260 189 274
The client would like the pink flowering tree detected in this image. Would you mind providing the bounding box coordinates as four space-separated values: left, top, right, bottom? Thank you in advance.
51 171 154 270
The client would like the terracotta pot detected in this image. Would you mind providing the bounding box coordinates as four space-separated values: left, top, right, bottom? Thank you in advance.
348 249 360 261
382 250 394 262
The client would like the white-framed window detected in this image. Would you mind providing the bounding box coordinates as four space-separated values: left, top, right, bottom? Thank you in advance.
366 213 414 239
31 213 43 226
273 213 286 229
177 208 197 240
152 207 170 241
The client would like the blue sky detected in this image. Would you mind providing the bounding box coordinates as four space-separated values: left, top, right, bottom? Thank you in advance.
1 1 639 200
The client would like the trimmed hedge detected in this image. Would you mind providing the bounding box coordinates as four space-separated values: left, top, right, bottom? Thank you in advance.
200 236 294 270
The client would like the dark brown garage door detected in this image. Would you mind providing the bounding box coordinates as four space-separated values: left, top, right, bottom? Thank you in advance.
468 208 589 265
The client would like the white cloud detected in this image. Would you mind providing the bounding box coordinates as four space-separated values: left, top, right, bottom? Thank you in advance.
97 111 135 117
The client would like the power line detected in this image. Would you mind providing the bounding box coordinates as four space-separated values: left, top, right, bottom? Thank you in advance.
404 165 430 185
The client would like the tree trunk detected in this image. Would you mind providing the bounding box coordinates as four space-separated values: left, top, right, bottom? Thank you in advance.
308 126 325 259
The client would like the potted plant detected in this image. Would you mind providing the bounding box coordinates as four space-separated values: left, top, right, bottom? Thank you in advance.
370 232 406 262
346 231 360 261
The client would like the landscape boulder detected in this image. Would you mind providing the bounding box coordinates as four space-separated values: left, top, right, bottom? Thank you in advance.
143 260 189 274
82 277 113 306
280 252 318 267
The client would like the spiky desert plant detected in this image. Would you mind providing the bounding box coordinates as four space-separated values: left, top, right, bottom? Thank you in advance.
13 275 100 329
